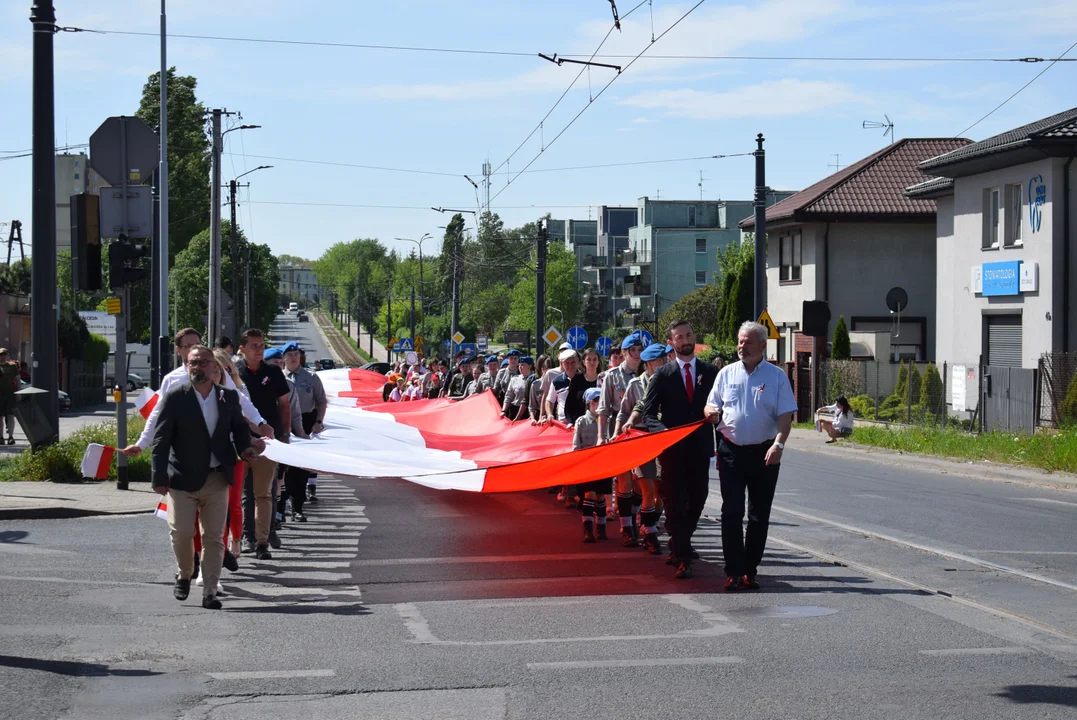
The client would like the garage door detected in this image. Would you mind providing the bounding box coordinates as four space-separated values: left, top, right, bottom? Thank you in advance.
985 315 1022 368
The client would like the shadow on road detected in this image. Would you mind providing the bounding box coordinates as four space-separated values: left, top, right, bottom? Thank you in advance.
0 531 29 543
995 683 1077 707
0 654 162 677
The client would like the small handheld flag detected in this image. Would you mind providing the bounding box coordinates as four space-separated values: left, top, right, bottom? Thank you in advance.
154 501 168 519
133 388 159 419
80 443 115 480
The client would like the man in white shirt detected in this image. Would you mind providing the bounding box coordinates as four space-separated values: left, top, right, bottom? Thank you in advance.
122 328 274 457
704 320 798 592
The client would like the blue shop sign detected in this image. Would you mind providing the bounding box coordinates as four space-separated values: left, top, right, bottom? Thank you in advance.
981 261 1021 297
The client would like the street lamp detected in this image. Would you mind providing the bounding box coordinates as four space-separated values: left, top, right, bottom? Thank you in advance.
548 305 565 332
394 233 433 343
228 163 272 337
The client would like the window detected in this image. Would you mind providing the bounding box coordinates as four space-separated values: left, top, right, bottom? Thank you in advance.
695 237 706 254
695 270 706 286
688 206 697 227
779 232 801 283
982 188 1000 249
1005 183 1022 246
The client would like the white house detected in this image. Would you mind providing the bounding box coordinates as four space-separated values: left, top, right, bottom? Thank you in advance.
908 107 1077 370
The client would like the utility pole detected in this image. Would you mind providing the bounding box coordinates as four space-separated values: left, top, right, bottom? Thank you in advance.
150 170 161 388
242 244 251 330
387 286 392 345
753 133 767 320
410 286 416 341
536 219 548 358
208 108 222 346
158 0 170 374
450 232 460 358
229 179 237 341
29 0 59 445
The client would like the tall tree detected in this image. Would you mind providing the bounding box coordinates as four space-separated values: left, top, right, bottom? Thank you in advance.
832 315 851 360
659 283 723 338
504 243 581 344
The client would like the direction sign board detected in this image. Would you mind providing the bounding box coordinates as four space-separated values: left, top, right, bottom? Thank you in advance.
458 343 478 359
476 334 488 351
757 309 781 340
503 330 530 346
565 326 588 350
104 297 122 315
638 329 653 347
595 336 613 357
398 338 414 351
89 116 159 187
544 326 562 348
391 341 402 352
452 331 465 345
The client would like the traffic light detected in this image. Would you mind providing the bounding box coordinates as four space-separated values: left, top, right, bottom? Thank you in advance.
108 240 150 289
70 193 101 291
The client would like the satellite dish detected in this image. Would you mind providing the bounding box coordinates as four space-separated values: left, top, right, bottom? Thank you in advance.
885 287 908 313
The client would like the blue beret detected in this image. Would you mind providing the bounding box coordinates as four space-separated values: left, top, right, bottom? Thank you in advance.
519 356 534 366
500 359 509 367
505 349 521 357
620 333 643 350
263 347 283 360
282 341 300 353
458 357 472 367
583 387 602 403
486 355 499 364
665 344 674 354
640 343 666 361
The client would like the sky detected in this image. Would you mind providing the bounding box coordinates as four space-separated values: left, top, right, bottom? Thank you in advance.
1 0 1075 263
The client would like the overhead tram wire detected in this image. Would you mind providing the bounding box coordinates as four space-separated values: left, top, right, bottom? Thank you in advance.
66 28 1076 64
246 200 597 210
488 0 711 207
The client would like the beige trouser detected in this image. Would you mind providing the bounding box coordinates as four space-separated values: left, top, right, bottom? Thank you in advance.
248 455 278 545
167 470 229 598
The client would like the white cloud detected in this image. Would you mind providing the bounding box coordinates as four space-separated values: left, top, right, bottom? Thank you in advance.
619 79 867 120
631 117 654 124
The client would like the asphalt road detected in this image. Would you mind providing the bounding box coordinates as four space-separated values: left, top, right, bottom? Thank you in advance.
1 441 1076 718
267 311 334 367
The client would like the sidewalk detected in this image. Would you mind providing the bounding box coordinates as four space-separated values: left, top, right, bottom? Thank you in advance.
0 400 135 458
346 320 388 363
0 481 157 520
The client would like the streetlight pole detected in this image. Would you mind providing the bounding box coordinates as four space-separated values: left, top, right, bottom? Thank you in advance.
228 164 271 338
395 232 432 346
433 208 476 357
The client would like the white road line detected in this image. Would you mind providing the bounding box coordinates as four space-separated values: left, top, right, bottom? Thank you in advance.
919 647 1034 657
1018 497 1077 508
208 669 336 680
393 602 439 643
528 656 743 670
972 550 1077 555
764 503 1077 593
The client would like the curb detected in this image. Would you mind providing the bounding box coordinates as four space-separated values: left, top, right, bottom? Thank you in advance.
0 507 153 521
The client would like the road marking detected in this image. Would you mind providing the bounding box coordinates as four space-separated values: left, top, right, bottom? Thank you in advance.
1017 497 1077 508
972 550 1077 555
476 598 597 608
764 503 1077 593
393 602 439 643
208 669 335 680
919 647 1035 657
352 552 646 567
528 656 743 670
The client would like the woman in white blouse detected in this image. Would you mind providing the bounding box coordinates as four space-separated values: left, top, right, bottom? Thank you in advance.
817 395 854 443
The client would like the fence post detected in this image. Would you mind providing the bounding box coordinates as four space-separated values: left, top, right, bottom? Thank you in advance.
874 360 879 421
942 361 948 425
906 364 913 424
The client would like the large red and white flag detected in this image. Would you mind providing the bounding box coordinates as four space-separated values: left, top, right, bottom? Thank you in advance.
133 388 159 419
263 368 701 493
80 443 115 479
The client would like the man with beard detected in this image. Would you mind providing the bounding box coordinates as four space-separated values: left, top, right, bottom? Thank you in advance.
641 320 718 579
705 321 796 592
151 346 261 610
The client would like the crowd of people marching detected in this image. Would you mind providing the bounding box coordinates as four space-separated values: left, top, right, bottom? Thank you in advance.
140 316 796 610
380 319 798 587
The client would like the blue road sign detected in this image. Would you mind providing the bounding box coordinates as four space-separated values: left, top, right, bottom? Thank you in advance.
566 326 588 350
458 343 478 358
638 329 653 347
594 336 613 357
391 341 402 352
398 338 414 351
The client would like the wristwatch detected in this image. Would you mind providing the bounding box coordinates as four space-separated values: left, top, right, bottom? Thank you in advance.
774 441 785 450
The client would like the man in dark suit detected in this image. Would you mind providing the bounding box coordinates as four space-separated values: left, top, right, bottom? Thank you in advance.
152 346 261 610
641 320 718 579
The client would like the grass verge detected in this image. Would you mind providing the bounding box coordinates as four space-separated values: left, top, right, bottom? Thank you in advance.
0 415 151 482
325 315 375 364
847 424 1077 474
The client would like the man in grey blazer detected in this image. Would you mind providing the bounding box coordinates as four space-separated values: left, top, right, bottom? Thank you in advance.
152 346 261 609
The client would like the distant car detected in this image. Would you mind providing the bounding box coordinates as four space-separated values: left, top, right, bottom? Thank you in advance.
127 374 146 392
317 358 336 371
58 390 71 412
289 302 298 312
360 361 391 375
298 312 308 322
277 306 284 314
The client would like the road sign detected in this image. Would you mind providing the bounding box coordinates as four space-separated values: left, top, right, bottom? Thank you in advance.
757 309 781 340
565 326 588 350
89 116 159 187
452 331 465 345
405 351 418 365
105 297 122 315
99 186 153 239
503 330 530 346
476 334 488 351
544 326 562 348
595 336 613 357
458 343 478 358
416 335 424 349
638 329 653 346
399 338 414 351
391 341 402 352
389 337 398 346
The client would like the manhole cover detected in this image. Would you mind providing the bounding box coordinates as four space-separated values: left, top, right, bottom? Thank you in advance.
726 605 837 619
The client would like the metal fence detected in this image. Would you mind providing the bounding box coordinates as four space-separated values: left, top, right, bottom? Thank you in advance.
818 359 949 426
1039 351 1077 428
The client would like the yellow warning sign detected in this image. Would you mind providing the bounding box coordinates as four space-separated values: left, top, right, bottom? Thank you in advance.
106 297 122 315
757 309 780 340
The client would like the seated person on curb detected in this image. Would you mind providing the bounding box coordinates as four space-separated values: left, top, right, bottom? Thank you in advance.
817 395 854 443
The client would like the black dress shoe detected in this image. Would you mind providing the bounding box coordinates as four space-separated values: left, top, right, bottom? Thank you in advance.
202 595 222 610
621 529 639 548
724 575 743 592
255 544 273 560
173 576 191 601
268 531 282 550
674 562 694 580
595 524 608 541
742 574 761 590
223 550 239 573
644 533 661 555
665 552 678 566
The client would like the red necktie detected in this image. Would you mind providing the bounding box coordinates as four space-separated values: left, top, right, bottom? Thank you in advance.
684 363 694 403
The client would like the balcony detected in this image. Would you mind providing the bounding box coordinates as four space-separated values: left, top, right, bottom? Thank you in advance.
583 254 608 269
623 277 651 297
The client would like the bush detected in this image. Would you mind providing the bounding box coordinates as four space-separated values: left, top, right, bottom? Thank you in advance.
877 393 905 421
908 363 922 402
920 362 945 416
894 361 909 400
83 333 111 367
827 359 863 402
832 315 851 360
1060 372 1077 427
0 415 150 483
849 394 875 418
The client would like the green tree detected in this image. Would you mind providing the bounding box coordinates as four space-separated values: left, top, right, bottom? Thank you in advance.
832 315 851 360
715 237 755 343
658 283 723 338
1059 372 1077 426
894 360 909 400
920 362 945 416
504 243 581 350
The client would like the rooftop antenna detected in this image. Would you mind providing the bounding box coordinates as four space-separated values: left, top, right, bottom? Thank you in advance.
698 170 707 201
862 114 895 145
828 154 845 172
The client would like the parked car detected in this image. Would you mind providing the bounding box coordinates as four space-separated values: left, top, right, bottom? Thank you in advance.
317 358 336 371
360 361 391 375
58 390 71 412
127 374 146 392
298 312 308 322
